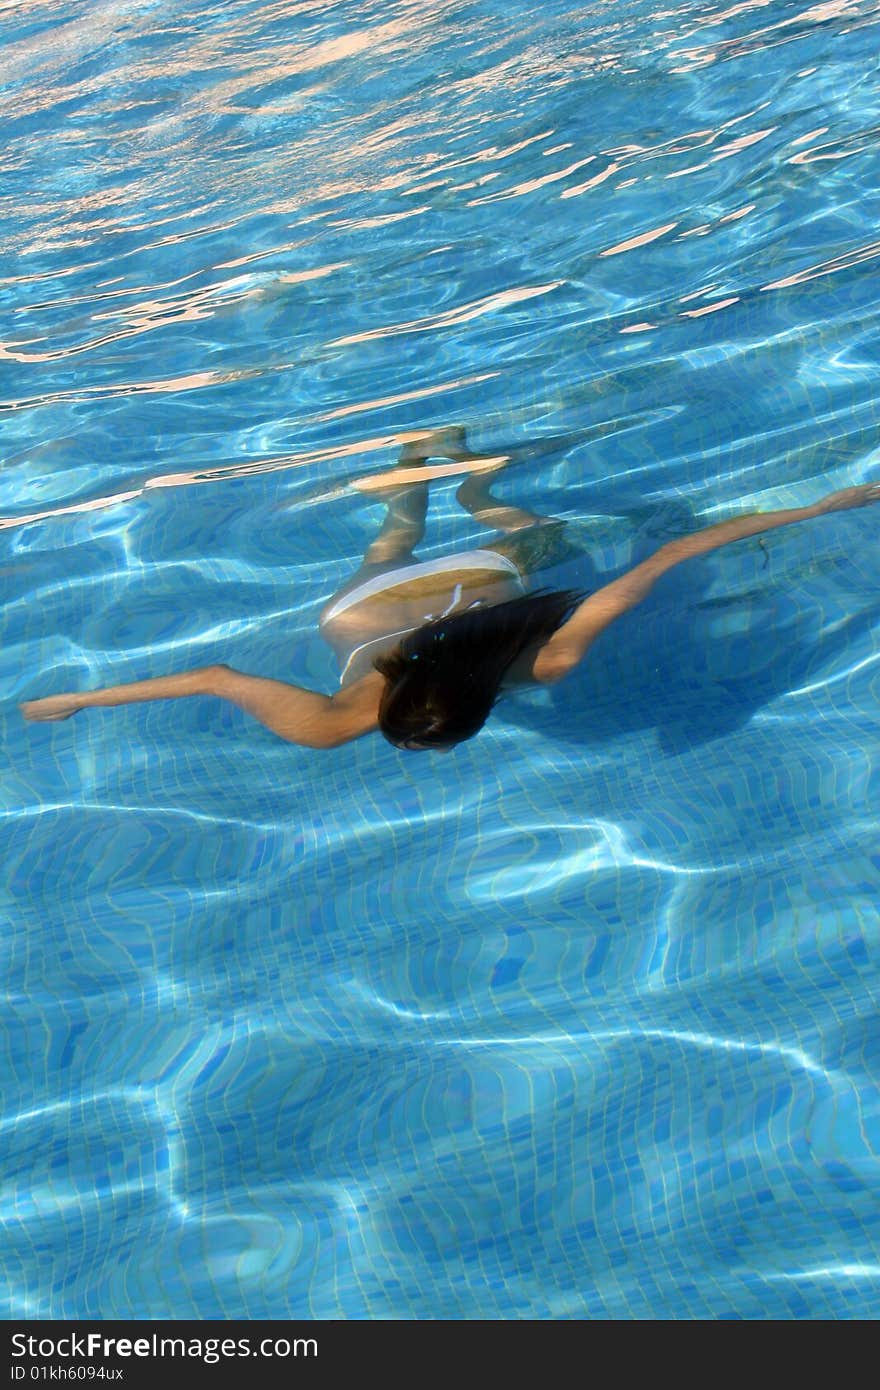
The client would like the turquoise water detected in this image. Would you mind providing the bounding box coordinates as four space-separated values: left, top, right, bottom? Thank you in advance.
2 0 880 1320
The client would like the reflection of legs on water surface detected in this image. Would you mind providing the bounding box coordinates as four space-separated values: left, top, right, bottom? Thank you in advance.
355 425 569 576
403 423 552 537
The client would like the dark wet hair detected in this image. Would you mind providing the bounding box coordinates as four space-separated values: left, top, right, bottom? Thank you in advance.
374 589 582 751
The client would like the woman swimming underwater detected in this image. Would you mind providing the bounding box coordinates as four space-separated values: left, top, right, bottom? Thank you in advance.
20 427 880 751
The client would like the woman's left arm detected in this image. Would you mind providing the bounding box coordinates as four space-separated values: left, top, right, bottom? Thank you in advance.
533 481 880 683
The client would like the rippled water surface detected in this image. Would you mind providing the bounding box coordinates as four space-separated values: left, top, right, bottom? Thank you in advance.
3 0 880 1319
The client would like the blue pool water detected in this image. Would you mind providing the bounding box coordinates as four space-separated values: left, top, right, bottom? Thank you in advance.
2 0 880 1320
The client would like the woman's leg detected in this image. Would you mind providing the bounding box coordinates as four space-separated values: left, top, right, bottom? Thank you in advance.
455 466 547 534
359 428 474 565
453 446 572 574
351 426 552 573
360 453 429 567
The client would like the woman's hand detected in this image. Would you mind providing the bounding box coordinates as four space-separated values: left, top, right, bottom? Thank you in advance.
817 481 880 514
20 694 83 721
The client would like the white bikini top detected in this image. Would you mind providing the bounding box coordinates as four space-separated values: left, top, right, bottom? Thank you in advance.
321 549 524 685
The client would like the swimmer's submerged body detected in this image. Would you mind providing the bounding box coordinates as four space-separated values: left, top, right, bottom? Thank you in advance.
20 427 880 752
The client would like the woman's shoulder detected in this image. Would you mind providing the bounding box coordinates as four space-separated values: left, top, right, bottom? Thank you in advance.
327 670 384 738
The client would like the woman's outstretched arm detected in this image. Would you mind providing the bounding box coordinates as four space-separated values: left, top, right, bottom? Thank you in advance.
20 665 382 748
532 481 880 683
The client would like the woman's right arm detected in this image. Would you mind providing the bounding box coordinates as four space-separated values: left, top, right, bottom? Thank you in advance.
20 665 382 748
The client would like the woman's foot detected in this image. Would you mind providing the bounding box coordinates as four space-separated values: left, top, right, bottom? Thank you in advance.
398 425 468 462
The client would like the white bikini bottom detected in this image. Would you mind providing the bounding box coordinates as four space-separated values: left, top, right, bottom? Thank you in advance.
321 549 524 685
